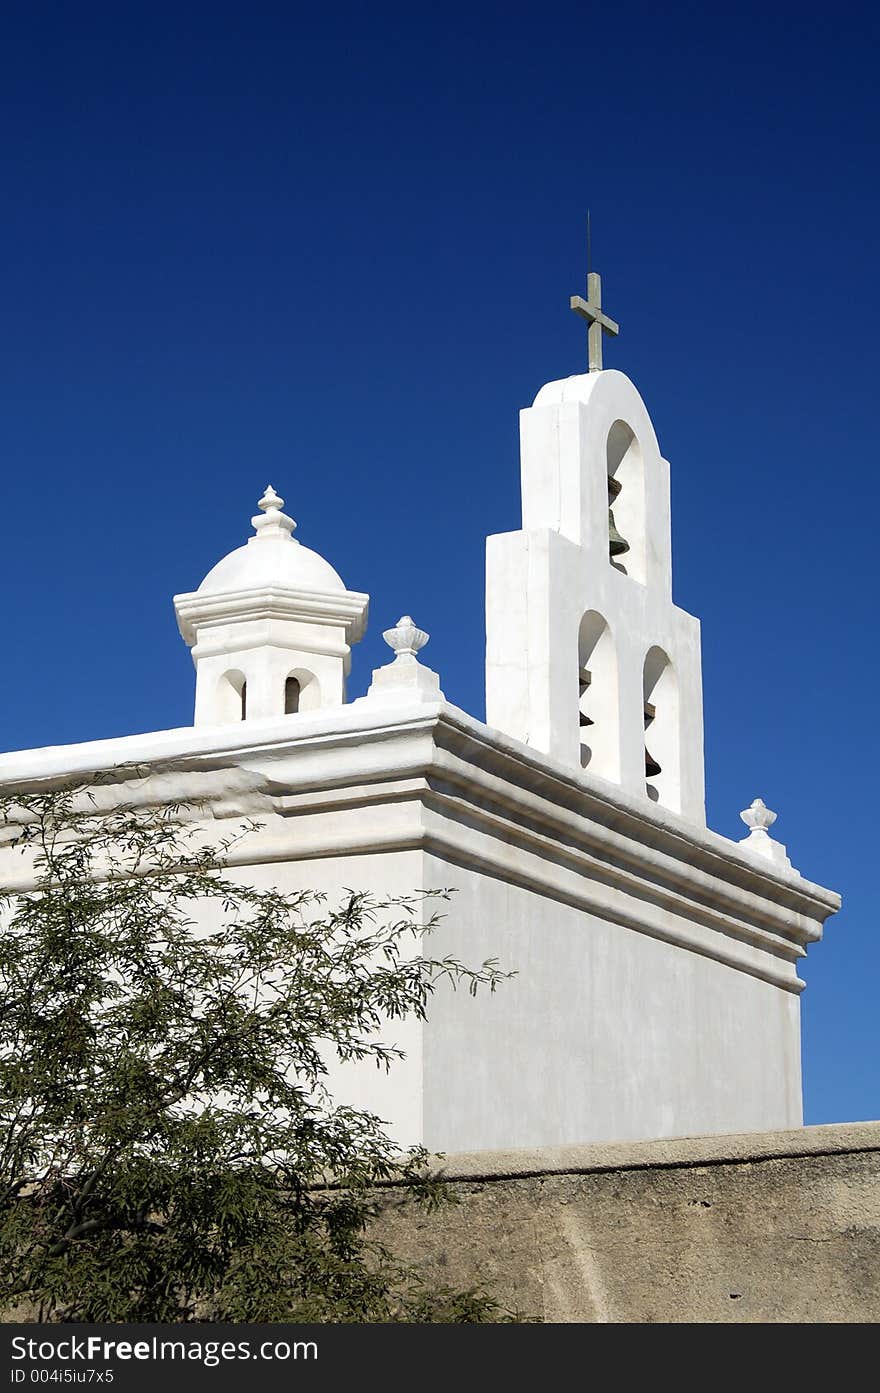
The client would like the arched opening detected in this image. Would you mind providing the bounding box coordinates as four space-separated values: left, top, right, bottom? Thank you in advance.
642 646 680 811
606 420 646 584
577 611 619 782
284 675 301 715
283 668 320 715
216 669 247 724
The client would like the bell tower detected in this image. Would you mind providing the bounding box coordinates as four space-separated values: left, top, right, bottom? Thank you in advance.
485 273 705 823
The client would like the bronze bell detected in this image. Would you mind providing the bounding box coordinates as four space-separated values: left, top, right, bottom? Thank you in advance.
579 667 594 728
643 699 661 777
608 508 629 557
607 475 629 557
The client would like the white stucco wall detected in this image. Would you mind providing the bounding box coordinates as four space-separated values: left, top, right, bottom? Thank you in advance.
0 702 836 1155
220 850 429 1147
179 841 803 1154
419 857 802 1152
180 831 804 1154
486 369 706 823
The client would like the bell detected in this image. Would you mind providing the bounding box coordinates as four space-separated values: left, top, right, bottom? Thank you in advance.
607 475 629 558
579 668 593 725
608 506 629 557
643 700 660 776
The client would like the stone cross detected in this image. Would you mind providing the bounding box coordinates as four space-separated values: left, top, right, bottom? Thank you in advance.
570 271 619 373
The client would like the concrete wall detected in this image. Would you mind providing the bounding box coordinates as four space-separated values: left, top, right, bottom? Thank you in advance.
374 1122 880 1323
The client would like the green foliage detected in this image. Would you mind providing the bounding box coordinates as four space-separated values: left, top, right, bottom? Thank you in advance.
0 783 514 1322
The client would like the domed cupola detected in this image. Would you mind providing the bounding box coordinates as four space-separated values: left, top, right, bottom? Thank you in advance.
174 486 369 726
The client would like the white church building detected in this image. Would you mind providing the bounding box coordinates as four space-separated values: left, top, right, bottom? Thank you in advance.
0 280 840 1152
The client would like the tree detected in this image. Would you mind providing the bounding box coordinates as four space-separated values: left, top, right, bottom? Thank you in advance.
0 780 512 1322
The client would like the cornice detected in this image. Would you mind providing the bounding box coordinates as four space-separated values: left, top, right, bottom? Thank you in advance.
0 701 840 991
173 583 369 645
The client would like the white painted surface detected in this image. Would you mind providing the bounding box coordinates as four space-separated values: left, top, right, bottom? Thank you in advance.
0 701 838 1152
486 370 705 822
357 615 445 707
419 856 803 1150
739 797 797 873
174 486 368 725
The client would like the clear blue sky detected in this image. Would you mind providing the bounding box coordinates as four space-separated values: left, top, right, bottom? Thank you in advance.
1 7 877 1125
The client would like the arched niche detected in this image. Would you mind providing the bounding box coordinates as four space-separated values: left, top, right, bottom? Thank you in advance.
284 668 321 715
217 669 247 723
642 646 680 811
578 611 619 781
607 420 646 584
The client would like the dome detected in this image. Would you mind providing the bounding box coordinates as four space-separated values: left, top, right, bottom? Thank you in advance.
198 537 345 595
196 486 346 596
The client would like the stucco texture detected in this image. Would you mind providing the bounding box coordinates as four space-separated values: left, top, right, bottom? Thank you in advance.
373 1122 880 1322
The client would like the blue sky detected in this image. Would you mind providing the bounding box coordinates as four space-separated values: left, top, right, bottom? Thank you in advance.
1 6 877 1125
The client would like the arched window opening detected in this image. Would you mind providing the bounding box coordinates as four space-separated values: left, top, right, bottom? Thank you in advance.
216 669 247 724
284 675 301 715
284 668 320 715
577 611 619 782
606 420 646 583
642 647 680 811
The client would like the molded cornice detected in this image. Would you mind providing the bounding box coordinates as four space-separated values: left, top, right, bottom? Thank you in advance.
0 702 839 992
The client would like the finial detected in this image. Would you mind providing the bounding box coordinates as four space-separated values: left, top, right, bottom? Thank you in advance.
382 615 429 659
258 484 285 513
250 484 296 541
738 798 796 874
358 614 443 706
739 798 777 833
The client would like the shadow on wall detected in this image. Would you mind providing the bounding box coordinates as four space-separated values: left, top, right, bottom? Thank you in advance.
578 611 619 781
643 646 679 810
607 420 646 583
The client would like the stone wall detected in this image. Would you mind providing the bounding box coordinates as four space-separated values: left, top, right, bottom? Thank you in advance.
374 1121 880 1322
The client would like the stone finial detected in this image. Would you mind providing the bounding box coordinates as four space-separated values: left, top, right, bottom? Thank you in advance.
738 798 796 874
251 484 296 541
258 484 285 513
740 798 777 833
357 614 444 707
382 615 429 659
